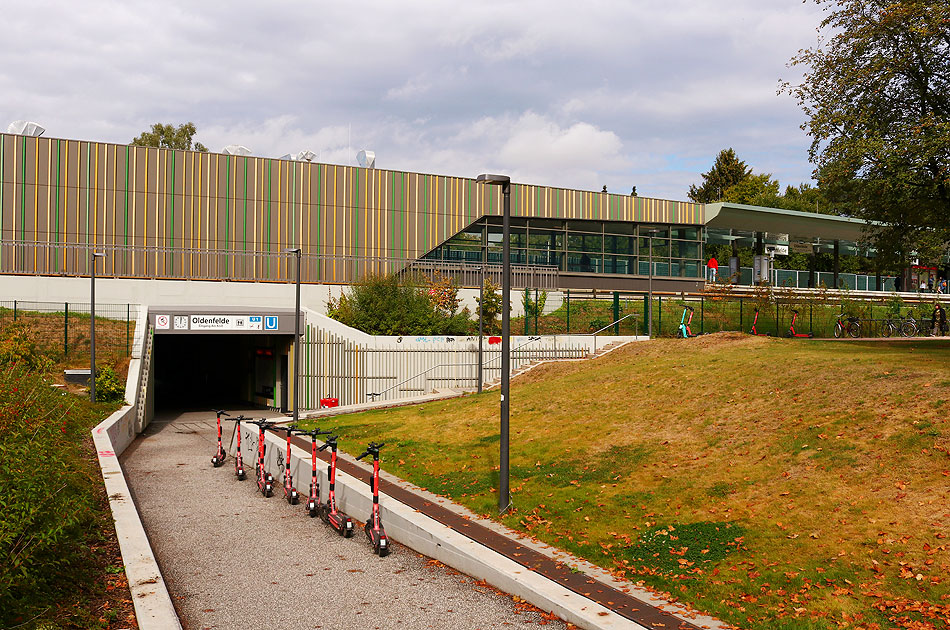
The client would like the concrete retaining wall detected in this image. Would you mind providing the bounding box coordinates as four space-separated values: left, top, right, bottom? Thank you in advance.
91 305 182 630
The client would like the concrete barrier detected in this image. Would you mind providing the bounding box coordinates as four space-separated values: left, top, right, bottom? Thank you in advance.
230 426 648 630
91 306 183 630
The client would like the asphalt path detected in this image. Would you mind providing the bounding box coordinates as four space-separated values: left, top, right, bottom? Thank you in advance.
121 409 566 630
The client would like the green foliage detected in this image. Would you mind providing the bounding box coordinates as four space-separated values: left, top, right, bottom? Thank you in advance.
722 172 780 205
131 122 209 152
0 321 54 373
522 289 547 319
94 365 125 403
326 273 472 335
0 366 114 624
783 0 950 267
475 277 505 335
688 148 751 203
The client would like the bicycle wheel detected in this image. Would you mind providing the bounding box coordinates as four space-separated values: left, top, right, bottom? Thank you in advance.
833 322 843 338
900 321 918 337
882 321 896 338
847 322 861 338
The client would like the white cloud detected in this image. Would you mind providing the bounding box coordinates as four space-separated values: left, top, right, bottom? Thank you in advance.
0 0 827 201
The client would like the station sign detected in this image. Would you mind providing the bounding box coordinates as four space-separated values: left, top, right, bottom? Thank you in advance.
190 315 265 331
150 310 294 334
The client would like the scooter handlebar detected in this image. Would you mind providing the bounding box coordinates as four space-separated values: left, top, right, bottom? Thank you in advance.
356 441 385 460
214 410 231 417
317 435 339 451
224 415 249 422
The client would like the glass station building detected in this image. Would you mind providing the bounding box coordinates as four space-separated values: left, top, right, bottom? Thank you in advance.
0 130 877 293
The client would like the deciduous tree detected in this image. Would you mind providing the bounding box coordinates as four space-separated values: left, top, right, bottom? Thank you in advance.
783 0 950 266
131 122 209 152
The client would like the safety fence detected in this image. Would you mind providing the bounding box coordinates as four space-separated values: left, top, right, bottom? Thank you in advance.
0 300 139 362
299 310 594 408
0 240 558 289
515 288 948 339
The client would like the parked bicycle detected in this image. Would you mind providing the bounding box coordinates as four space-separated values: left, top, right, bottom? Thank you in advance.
833 313 861 338
881 313 918 338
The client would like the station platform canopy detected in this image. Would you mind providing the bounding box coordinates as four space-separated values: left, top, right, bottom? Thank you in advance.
704 202 872 244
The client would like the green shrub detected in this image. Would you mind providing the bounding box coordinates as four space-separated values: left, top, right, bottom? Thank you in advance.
95 365 126 403
327 273 472 335
0 365 113 624
0 321 54 373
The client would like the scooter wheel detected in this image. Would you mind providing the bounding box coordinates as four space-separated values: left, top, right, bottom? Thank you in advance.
237 471 246 481
212 456 224 467
289 493 299 506
264 485 273 498
377 544 390 557
308 507 318 518
343 520 354 538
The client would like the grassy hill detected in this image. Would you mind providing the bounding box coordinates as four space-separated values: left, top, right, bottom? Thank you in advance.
312 334 950 630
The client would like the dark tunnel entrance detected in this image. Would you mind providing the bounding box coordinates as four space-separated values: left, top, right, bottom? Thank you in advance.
152 333 293 411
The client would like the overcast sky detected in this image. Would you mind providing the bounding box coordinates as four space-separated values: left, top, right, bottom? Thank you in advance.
1 0 826 201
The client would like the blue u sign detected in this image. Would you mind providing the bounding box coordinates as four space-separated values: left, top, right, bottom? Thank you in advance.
264 316 278 330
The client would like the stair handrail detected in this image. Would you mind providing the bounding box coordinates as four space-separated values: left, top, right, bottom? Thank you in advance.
365 336 546 401
589 313 639 354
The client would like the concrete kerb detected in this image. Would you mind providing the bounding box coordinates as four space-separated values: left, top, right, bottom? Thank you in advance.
90 306 183 630
230 425 662 630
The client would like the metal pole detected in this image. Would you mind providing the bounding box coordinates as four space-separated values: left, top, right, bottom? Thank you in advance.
477 265 484 394
90 253 104 402
500 181 511 515
64 302 69 357
294 249 301 425
648 235 654 337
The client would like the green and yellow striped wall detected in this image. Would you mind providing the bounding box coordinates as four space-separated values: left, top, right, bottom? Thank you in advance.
0 132 704 282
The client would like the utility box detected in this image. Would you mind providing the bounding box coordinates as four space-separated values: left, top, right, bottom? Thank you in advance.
64 369 92 385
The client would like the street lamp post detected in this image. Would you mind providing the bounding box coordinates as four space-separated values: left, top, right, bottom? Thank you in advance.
646 228 661 338
476 173 511 515
477 264 484 394
90 251 105 402
284 248 302 423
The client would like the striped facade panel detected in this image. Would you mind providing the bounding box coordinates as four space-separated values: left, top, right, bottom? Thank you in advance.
0 133 704 283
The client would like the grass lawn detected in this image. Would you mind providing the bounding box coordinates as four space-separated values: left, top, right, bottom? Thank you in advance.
305 334 950 630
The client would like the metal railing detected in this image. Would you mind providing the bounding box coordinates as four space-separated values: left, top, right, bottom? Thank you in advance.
0 240 558 289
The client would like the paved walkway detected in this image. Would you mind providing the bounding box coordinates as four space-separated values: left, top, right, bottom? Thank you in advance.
121 409 567 630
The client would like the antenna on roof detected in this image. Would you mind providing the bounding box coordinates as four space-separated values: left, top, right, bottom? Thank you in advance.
356 149 376 168
7 120 45 137
221 145 251 156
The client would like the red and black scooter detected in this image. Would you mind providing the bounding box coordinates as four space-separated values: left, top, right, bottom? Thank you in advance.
786 309 814 338
750 308 770 336
224 415 248 480
294 426 331 517
211 410 230 467
318 434 355 537
356 442 389 556
247 418 276 497
273 425 300 505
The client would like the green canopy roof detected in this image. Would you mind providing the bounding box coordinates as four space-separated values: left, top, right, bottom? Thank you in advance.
704 202 873 243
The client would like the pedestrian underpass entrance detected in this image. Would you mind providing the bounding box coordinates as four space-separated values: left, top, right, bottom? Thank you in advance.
148 308 299 411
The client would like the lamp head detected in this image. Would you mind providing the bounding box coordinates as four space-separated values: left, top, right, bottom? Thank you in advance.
92 252 106 258
476 173 511 186
283 247 301 255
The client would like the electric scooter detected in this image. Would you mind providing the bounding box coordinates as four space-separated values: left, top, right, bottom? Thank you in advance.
224 415 248 480
318 434 355 537
356 442 389 556
211 410 229 467
676 305 697 338
750 308 770 336
293 427 331 517
247 418 276 497
786 309 814 338
273 425 300 505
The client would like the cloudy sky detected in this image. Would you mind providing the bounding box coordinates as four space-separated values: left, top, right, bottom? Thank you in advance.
1 0 826 201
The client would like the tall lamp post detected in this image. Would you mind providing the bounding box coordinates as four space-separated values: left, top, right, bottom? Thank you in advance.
477 264 484 394
90 251 105 402
284 248 302 423
476 173 511 515
646 228 661 338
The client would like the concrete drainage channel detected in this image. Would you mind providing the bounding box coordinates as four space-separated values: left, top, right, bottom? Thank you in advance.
236 422 727 630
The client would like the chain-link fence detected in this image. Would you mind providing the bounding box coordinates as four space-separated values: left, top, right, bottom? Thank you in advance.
0 301 138 365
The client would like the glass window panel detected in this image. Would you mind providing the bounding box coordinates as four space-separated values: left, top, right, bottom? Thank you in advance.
671 261 681 277
486 225 526 247
605 235 633 254
671 227 699 240
604 255 633 275
638 225 669 238
566 252 602 273
567 220 601 232
528 249 560 266
674 241 700 259
654 261 670 277
528 230 562 248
